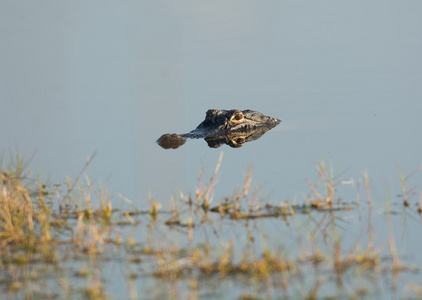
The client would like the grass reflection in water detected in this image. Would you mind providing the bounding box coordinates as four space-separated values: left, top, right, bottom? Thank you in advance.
0 151 421 299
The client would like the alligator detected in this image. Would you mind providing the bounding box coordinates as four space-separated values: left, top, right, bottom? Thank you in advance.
157 109 281 149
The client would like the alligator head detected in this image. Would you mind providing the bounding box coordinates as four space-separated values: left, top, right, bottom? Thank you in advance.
157 109 281 149
188 109 280 138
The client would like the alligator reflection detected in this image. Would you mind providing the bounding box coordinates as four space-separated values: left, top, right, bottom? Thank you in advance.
157 109 281 149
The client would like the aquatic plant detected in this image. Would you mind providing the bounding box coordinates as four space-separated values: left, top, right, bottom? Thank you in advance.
0 151 420 299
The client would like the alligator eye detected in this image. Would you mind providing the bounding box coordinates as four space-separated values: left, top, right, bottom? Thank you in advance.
232 112 244 122
230 137 245 148
234 137 245 144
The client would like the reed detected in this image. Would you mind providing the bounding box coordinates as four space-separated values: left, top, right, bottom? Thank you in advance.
0 152 420 299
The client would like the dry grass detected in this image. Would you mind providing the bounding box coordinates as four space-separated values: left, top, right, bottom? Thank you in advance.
0 151 420 299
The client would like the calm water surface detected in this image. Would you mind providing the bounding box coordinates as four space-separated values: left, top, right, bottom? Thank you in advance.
1 1 422 298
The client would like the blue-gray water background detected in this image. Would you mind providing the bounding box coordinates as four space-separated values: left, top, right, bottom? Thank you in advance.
1 1 422 298
2 1 421 202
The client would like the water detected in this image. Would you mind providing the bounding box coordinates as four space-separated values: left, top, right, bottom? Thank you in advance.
1 1 422 298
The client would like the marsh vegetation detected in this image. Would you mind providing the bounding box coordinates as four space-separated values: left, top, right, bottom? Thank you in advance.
0 151 421 299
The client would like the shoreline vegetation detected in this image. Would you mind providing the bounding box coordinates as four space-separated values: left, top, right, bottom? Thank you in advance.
0 151 421 299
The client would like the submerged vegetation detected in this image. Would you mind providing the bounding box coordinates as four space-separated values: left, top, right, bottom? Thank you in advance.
0 151 421 299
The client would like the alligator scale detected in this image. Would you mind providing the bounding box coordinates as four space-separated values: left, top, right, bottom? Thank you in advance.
157 109 281 149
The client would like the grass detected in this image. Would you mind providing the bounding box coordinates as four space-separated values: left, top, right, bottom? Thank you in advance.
0 151 421 299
